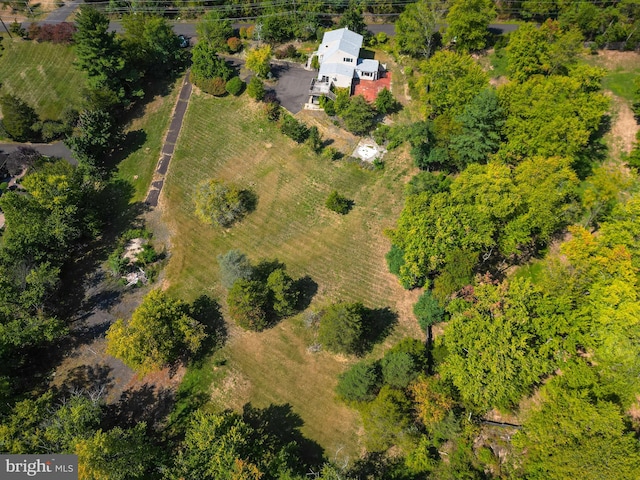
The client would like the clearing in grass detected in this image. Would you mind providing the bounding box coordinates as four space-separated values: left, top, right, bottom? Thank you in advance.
161 93 423 456
0 37 84 120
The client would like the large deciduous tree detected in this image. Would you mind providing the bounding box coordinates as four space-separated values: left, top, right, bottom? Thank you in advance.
440 278 556 411
498 74 609 162
506 20 583 83
444 0 495 52
395 0 445 58
416 51 488 118
106 290 207 374
387 157 578 287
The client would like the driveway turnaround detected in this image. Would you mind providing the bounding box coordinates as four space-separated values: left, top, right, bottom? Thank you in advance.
145 71 192 207
271 62 317 114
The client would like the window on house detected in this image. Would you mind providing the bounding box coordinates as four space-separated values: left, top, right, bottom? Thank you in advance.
363 72 372 77
343 57 353 63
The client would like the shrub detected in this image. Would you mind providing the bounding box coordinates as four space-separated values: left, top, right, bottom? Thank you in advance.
325 190 351 215
40 120 67 142
319 95 336 116
35 22 76 43
239 27 247 39
311 55 320 70
322 147 340 161
0 95 39 142
9 21 26 38
413 290 445 332
306 126 322 153
280 114 309 143
245 25 255 39
227 279 270 331
225 77 244 96
136 244 158 266
318 302 364 355
373 125 390 145
376 32 388 44
217 250 254 289
386 244 421 289
336 361 380 402
226 36 242 52
0 182 8 192
247 77 265 101
197 77 227 96
246 45 272 78
27 23 41 40
274 44 298 60
194 179 251 227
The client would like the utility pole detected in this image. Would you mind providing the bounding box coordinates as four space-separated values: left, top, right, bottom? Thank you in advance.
0 18 12 38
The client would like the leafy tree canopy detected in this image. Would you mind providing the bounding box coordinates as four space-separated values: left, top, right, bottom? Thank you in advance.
106 290 207 373
444 0 496 52
416 51 488 118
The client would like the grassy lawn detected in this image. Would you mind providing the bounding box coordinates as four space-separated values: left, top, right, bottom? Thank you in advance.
602 70 640 102
116 79 183 203
0 37 85 120
161 92 422 456
584 51 640 103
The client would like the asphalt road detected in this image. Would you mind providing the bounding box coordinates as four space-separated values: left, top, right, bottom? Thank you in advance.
0 142 76 164
108 21 519 37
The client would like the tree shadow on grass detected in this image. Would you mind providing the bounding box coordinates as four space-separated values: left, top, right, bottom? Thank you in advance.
106 129 148 168
358 307 398 355
242 403 325 472
60 363 114 396
295 275 318 311
190 294 227 361
253 258 287 282
106 383 176 431
240 188 258 215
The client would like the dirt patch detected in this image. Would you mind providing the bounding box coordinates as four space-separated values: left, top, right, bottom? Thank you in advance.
296 109 360 155
123 237 145 262
589 50 640 71
489 76 509 87
605 92 639 159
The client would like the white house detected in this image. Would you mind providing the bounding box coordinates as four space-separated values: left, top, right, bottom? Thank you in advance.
309 27 380 102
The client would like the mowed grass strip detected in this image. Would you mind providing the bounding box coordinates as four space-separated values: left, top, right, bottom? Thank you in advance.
0 37 85 120
116 78 183 202
162 93 421 454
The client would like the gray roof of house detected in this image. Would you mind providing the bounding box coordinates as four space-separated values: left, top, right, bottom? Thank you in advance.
319 27 363 60
356 59 379 72
319 62 356 78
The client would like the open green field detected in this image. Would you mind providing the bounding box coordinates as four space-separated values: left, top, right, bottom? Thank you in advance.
161 93 423 456
0 37 85 120
116 79 182 202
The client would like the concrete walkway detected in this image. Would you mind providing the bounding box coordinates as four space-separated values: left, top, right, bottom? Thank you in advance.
145 71 192 207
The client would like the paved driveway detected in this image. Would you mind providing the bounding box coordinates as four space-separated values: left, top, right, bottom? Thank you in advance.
271 62 316 114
